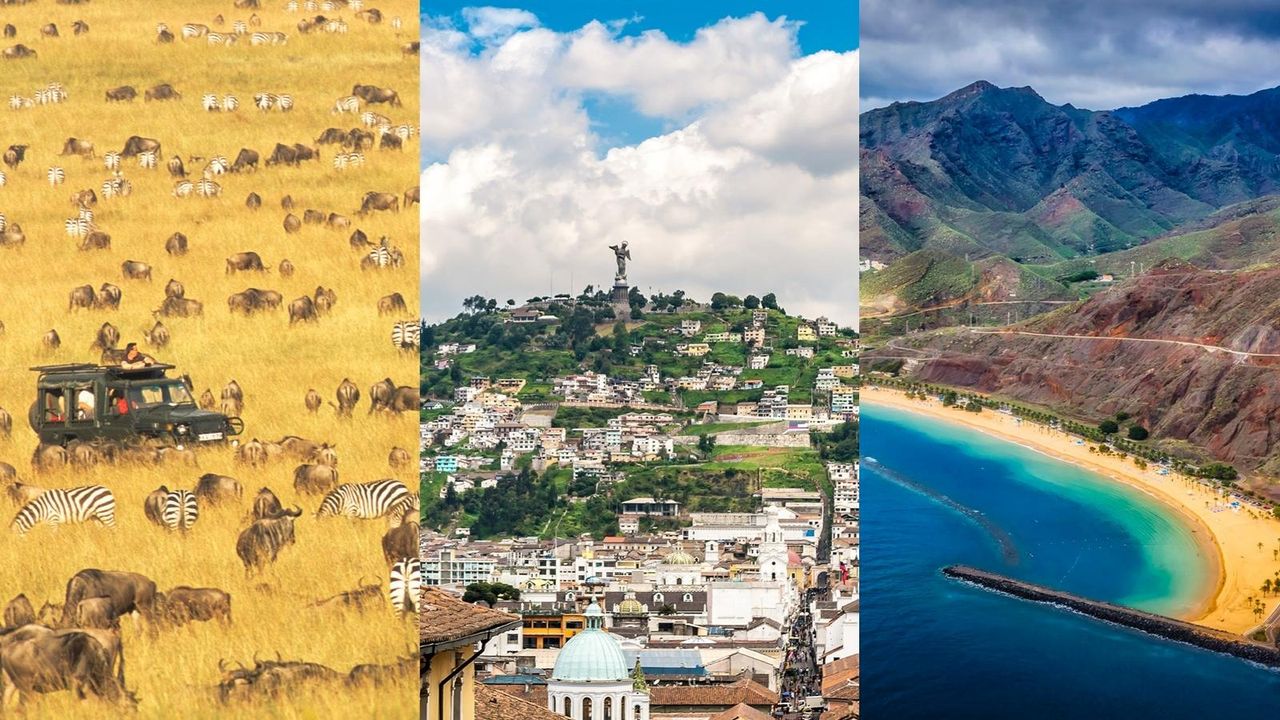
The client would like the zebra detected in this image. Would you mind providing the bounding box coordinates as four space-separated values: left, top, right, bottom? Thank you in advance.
320 0 336 11
103 151 121 171
78 207 94 223
195 178 221 197
47 83 67 102
161 489 198 531
391 320 420 350
208 32 235 46
34 89 53 106
360 111 389 128
276 94 293 112
47 167 65 186
11 486 116 534
181 23 209 40
8 96 31 110
394 124 415 141
366 246 392 268
333 152 364 170
65 217 90 238
388 559 419 615
206 156 230 175
323 19 348 33
173 180 195 198
232 20 248 35
101 176 132 199
316 480 411 520
332 95 359 114
202 93 220 111
286 0 299 12
0 212 5 230
350 0 364 10
138 151 158 170
156 23 169 34
304 0 319 10
222 94 240 112
390 16 402 31
0 171 5 188
254 92 276 111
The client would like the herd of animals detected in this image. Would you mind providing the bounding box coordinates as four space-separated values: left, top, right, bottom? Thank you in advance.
0 0 421 713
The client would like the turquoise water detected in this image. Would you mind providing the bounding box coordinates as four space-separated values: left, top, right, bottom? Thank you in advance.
862 402 1280 718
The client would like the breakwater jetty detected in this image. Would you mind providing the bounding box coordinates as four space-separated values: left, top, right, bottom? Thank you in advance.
943 565 1280 668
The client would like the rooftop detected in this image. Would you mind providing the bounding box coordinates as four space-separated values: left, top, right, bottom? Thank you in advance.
420 588 521 650
476 683 563 720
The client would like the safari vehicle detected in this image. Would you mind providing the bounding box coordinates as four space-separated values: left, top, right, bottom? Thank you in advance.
28 363 243 446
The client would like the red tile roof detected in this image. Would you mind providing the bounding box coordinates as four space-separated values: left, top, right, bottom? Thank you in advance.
421 588 521 648
648 677 778 708
709 703 775 720
476 683 563 720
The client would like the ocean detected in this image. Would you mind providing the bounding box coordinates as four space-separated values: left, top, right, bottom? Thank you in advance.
861 402 1280 718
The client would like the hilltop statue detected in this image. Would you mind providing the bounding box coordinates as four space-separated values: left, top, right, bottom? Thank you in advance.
608 241 631 280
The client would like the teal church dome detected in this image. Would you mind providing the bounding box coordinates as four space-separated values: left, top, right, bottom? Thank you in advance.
551 601 630 682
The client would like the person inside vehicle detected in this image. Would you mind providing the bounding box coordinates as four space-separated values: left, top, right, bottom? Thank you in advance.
109 388 130 415
75 387 95 420
120 342 155 369
45 390 65 423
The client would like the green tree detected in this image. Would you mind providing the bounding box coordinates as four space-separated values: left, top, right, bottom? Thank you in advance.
743 294 760 309
761 293 778 310
1099 420 1119 435
1127 425 1149 441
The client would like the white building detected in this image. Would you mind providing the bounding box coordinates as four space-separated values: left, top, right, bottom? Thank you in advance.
546 602 651 720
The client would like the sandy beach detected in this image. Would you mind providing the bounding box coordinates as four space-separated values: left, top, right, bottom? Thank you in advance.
864 385 1280 635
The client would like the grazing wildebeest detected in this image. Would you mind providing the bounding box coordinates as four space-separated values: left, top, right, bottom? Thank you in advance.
226 251 266 274
266 143 298 166
121 136 161 159
381 513 418 565
228 288 283 315
97 283 122 310
377 293 407 316
91 322 120 352
292 144 319 163
73 20 90 36
195 474 242 506
388 446 411 470
348 229 370 250
314 286 336 315
1 222 25 247
43 329 62 350
232 148 259 172
60 137 95 159
235 505 302 571
278 259 294 277
368 378 394 413
2 24 14 40
4 144 27 169
143 485 168 526
144 83 181 102
313 580 383 611
159 587 231 626
167 156 185 177
80 230 111 251
378 133 402 151
71 188 98 208
105 85 138 102
40 23 59 38
165 231 188 256
293 464 338 495
352 84 402 107
143 321 170 348
157 296 203 317
246 191 262 210
281 194 294 210
344 128 374 150
359 191 399 214
223 379 243 405
3 593 35 628
249 487 282 522
157 27 175 43
7 481 45 506
217 657 341 702
335 378 359 416
69 284 97 311
326 214 352 232
288 296 317 325
347 655 416 687
62 569 158 627
161 278 184 300
235 439 266 467
388 386 419 413
303 208 325 225
283 213 301 234
75 597 118 629
404 185 419 206
2 44 37 60
0 625 133 706
316 127 345 145
0 409 10 439
198 389 215 410
121 259 151 280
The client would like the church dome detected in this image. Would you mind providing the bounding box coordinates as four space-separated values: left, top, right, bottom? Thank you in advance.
551 602 630 683
617 592 646 615
663 549 698 565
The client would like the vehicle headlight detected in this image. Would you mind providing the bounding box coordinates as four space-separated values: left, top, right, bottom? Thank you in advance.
176 424 189 435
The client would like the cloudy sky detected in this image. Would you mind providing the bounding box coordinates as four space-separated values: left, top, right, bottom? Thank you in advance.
420 3 859 324
863 0 1280 111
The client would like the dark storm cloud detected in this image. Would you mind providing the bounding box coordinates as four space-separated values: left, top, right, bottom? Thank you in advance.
862 0 1280 110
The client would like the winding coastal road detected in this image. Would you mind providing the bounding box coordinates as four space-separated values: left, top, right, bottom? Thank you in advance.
969 329 1280 360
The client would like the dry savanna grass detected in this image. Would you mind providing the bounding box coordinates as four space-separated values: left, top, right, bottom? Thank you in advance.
0 1 419 717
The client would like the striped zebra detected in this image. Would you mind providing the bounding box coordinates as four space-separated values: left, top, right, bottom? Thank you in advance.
0 212 6 231
254 92 277 111
195 178 221 197
103 151 121 171
360 111 389 128
8 96 31 110
34 89 53 106
208 32 236 46
333 152 364 170
65 217 90 238
182 23 209 40
222 94 240 112
156 23 169 34
286 0 299 12
388 558 419 615
47 83 67 102
101 176 132 198
173 180 195 198
138 150 158 169
232 20 248 35
206 156 230 175
320 0 337 11
304 0 319 10
391 320 420 351
323 19 348 33
11 486 116 534
366 246 393 268
78 207 94 223
390 17 402 31
47 167 65 186
316 480 411 520
350 0 364 9
394 124 415 141
276 94 293 111
0 171 5 188
332 95 359 114
161 489 198 531
202 93 220 111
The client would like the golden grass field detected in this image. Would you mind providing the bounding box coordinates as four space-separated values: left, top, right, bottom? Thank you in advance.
0 1 419 717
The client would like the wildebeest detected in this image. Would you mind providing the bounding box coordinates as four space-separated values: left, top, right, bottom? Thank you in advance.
313 580 383 611
281 194 294 210
62 569 158 626
97 283 122 310
378 133 402 151
0 625 133 706
246 191 262 210
347 655 416 687
0 409 10 440
249 487 282 522
292 144 319 163
232 148 259 172
1 222 25 247
303 208 325 225
326 212 351 231
381 512 418 565
121 259 151 280
358 191 399 214
235 505 302 571
388 446 411 471
121 136 161 159
344 128 374 150
195 474 242 506
314 286 336 315
143 320 170 348
73 20 89 36
165 231 188 256
75 597 118 629
156 296 203 317
266 143 299 166
167 156 186 177
199 389 216 410
288 296 317 325
144 83 181 102
226 251 266 274
368 378 394 413
335 378 359 416
3 144 27 169
278 259 294 277
377 292 407 316
159 587 231 626
1 24 14 40
91 322 120 352
43 329 62 350
3 593 35 628
69 284 97 311
105 85 138 102
404 185 419 206
352 84 402 107
143 485 168 526
79 230 111 251
228 288 283 315
316 127 346 145
235 439 266 467
293 464 338 495
2 44 37 60
70 188 98 208
217 657 341 702
349 228 370 249
283 213 301 234
40 23 59 38
162 278 184 299
388 386 419 413
60 137 95 159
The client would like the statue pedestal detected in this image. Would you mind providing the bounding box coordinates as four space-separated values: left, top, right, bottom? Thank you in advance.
612 278 631 316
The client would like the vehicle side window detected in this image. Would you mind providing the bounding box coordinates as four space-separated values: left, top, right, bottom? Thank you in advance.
43 389 66 423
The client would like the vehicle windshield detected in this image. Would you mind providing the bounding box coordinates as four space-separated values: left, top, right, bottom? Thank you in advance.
129 381 195 407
